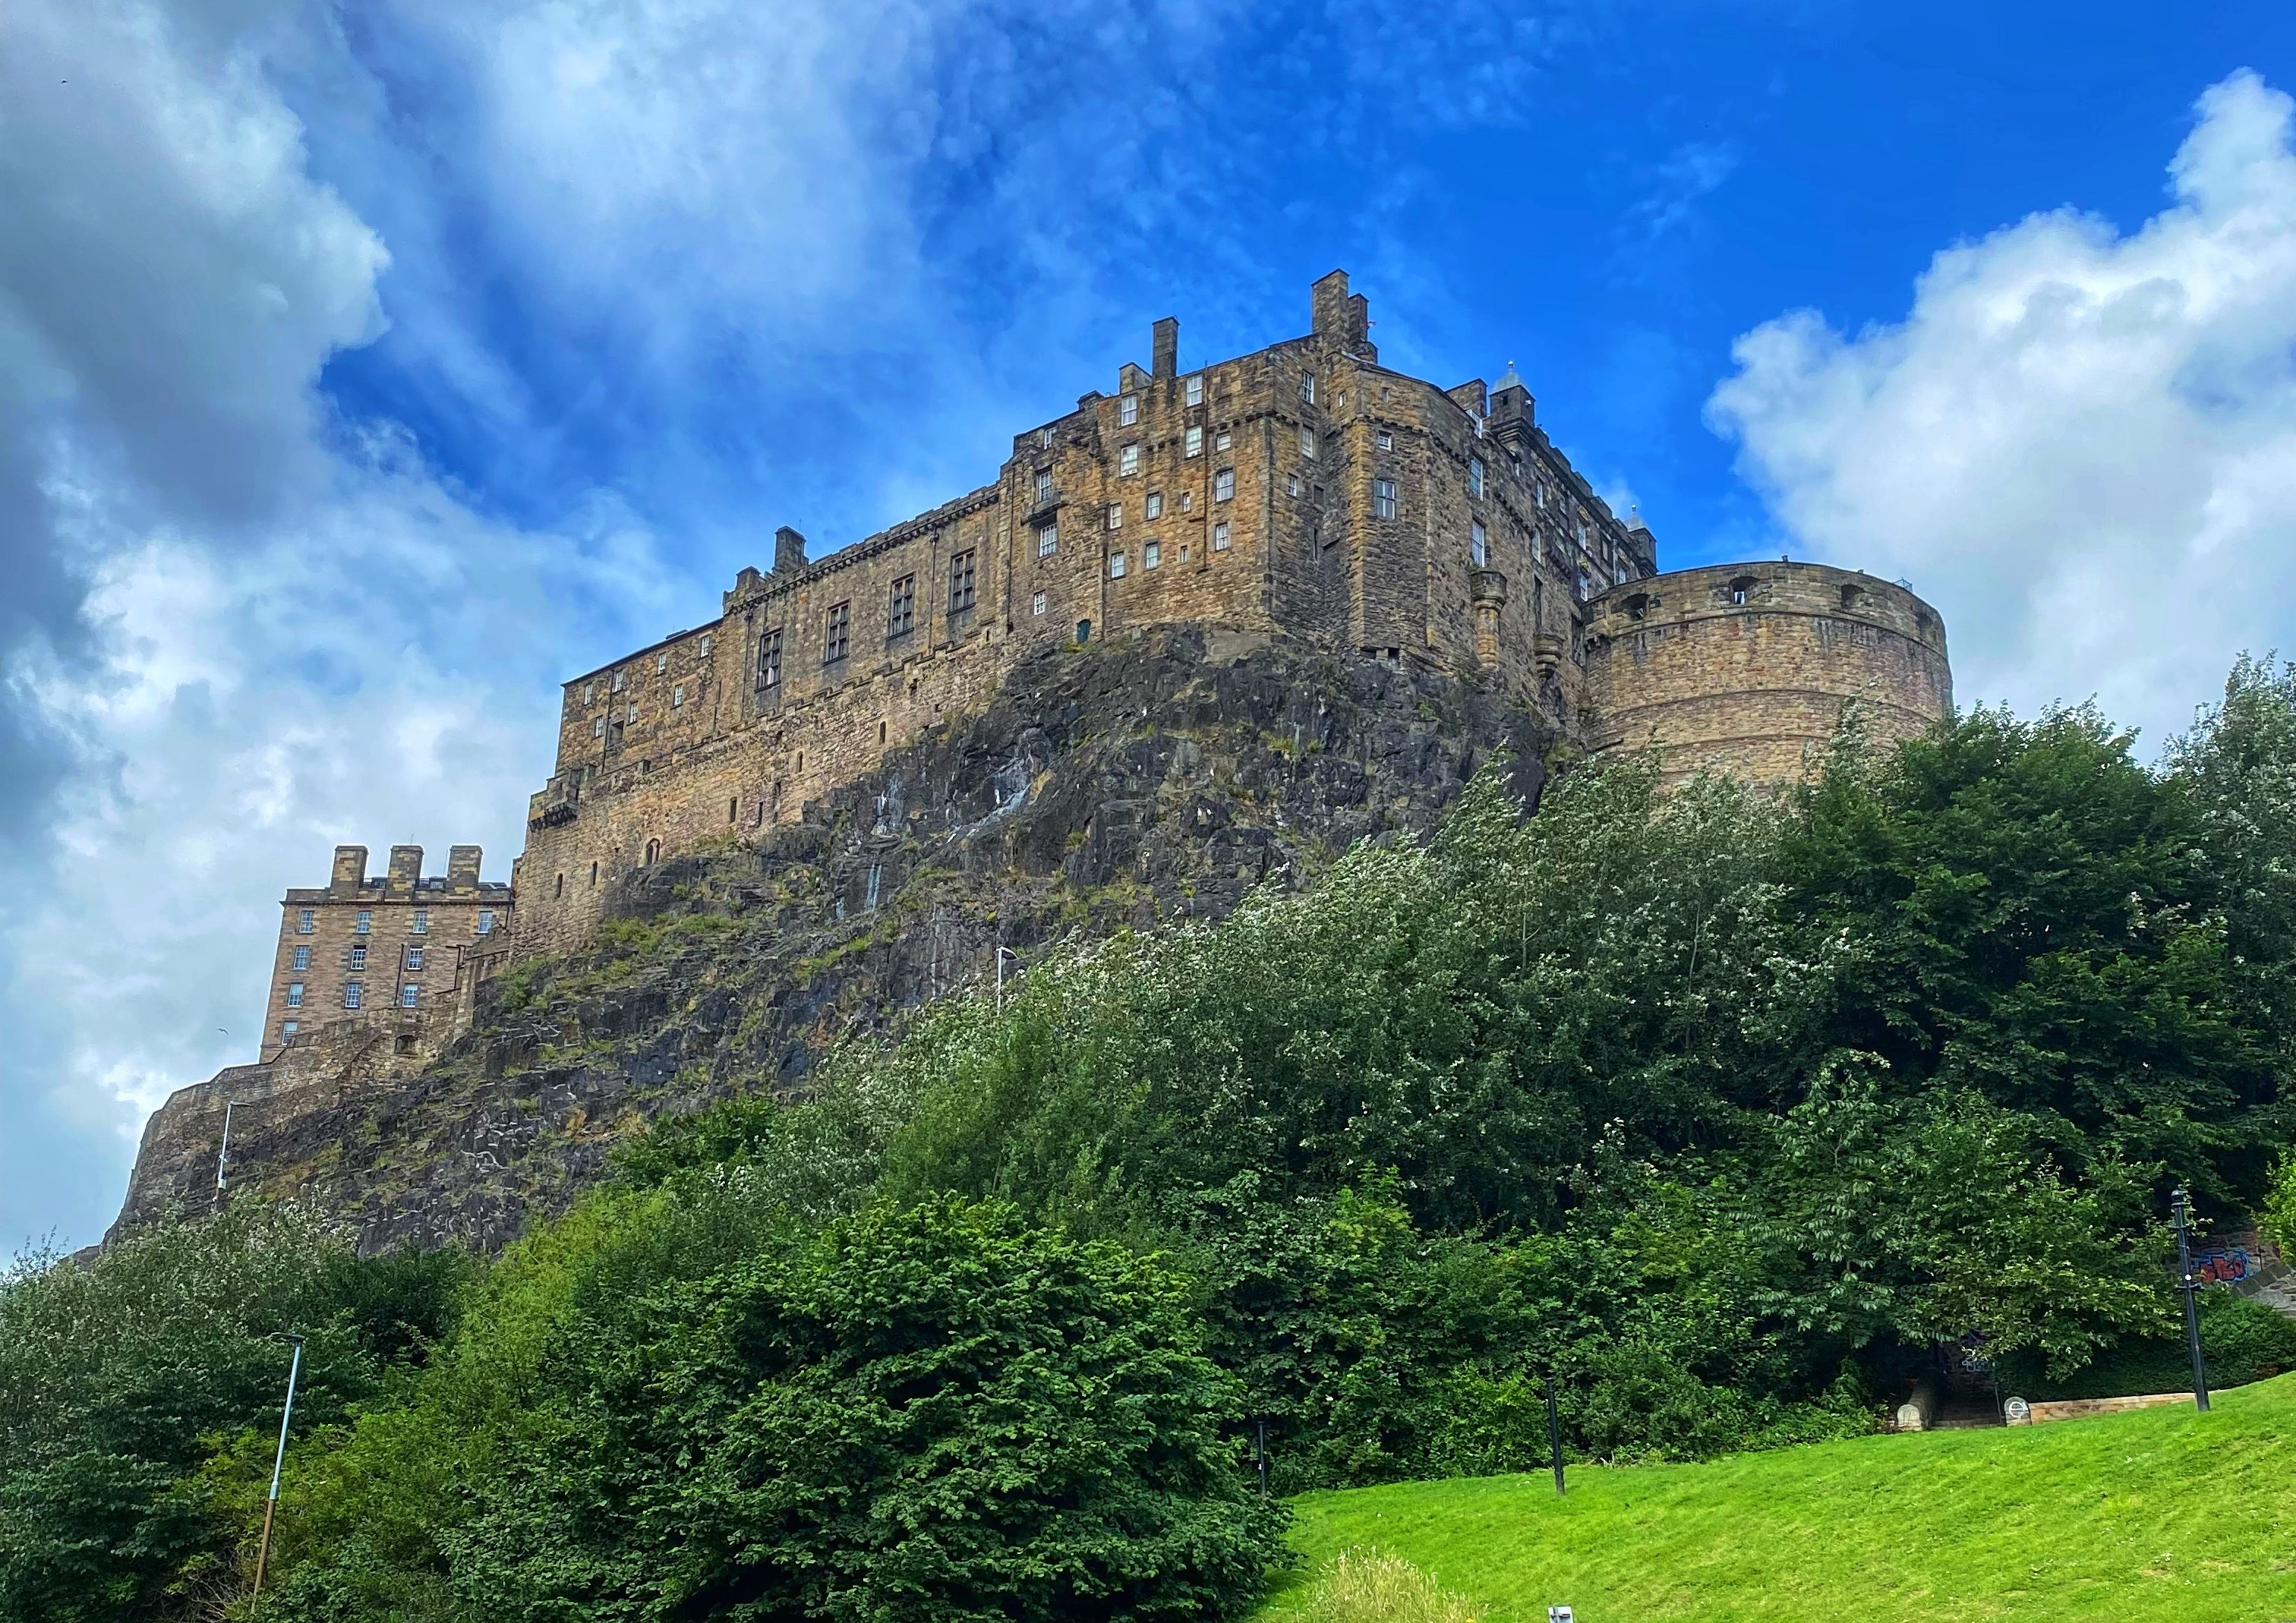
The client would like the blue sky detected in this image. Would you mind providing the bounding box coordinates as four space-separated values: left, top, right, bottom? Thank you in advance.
5 0 2294 1250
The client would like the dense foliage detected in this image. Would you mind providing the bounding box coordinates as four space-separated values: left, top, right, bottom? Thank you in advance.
6 659 2293 1621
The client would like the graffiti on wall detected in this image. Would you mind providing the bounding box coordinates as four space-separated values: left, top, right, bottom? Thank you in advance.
2194 1246 2252 1285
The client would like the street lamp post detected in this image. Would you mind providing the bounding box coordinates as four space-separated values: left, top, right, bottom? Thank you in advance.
2170 1189 2210 1413
250 1334 304 1607
1547 1377 1566 1496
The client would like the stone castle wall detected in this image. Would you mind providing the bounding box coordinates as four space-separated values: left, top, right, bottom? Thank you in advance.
1583 560 1952 786
512 271 1659 956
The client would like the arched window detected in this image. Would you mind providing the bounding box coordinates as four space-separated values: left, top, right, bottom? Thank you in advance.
645 839 661 865
1076 619 1092 644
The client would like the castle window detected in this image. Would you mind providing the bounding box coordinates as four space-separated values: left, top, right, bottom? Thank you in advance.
1838 583 1866 611
1623 593 1650 621
949 550 976 610
412 908 427 934
1376 429 1393 452
1471 522 1487 567
478 909 496 934
824 600 851 663
1577 569 1591 602
292 946 310 971
656 652 668 673
1535 481 1547 509
281 1021 297 1040
1215 430 1231 451
1287 474 1301 497
1144 540 1160 569
1300 370 1316 403
1213 522 1231 550
1374 478 1397 519
1032 591 1048 616
1143 492 1162 520
594 717 606 738
1118 393 1138 426
1034 468 1053 504
344 982 363 1010
1213 468 1235 502
1185 426 1202 458
699 634 711 656
355 909 372 936
612 672 626 692
1105 503 1122 531
583 681 595 703
285 982 304 1007
1179 491 1193 512
1468 457 1484 498
1109 551 1126 579
729 797 738 824
406 947 424 971
757 629 782 689
591 861 599 885
1299 424 1316 459
1728 576 1755 606
555 873 564 897
1037 520 1058 558
1119 444 1140 477
1076 619 1091 644
297 908 314 934
645 840 661 865
350 944 367 970
888 575 915 636
402 983 419 1009
1185 375 1203 407
628 703 638 723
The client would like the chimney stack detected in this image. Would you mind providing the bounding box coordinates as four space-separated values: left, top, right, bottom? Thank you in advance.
447 845 483 894
330 845 368 896
1151 317 1178 380
774 526 809 575
386 845 424 893
1310 269 1351 338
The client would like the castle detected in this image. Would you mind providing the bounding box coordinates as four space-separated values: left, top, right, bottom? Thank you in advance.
114 270 1951 1239
509 270 1950 958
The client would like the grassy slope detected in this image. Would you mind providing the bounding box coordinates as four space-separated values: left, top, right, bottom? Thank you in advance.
1276 1374 2296 1622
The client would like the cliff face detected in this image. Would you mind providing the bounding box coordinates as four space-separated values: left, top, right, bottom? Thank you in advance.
114 627 1554 1254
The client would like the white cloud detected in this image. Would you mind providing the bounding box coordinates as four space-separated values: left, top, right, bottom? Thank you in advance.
1708 70 2296 752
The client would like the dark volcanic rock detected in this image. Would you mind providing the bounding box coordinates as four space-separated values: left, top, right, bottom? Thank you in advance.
116 627 1555 1253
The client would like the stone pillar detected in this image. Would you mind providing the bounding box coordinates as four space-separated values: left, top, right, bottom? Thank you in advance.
1152 317 1178 380
1470 569 1507 667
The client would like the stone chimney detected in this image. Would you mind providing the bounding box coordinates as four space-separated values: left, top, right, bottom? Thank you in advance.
1310 269 1351 339
446 845 483 894
1489 361 1534 450
329 845 368 896
774 526 809 575
386 845 424 893
1152 316 1178 379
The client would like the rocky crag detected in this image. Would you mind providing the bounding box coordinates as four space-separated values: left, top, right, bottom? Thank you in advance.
115 627 1553 1254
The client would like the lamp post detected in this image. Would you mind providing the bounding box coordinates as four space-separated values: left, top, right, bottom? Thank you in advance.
250 1334 304 1607
2170 1189 2210 1413
1547 1376 1566 1496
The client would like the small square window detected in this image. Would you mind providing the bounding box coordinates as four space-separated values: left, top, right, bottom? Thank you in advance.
401 983 419 1009
1032 591 1048 616
1106 503 1122 531
1185 375 1203 406
296 908 314 935
1118 393 1138 425
285 982 304 1007
355 909 372 935
1299 424 1315 459
1374 477 1397 520
292 946 310 971
1144 540 1160 569
1145 491 1162 519
411 908 427 934
344 982 364 1010
1214 430 1231 452
1468 457 1484 499
1109 551 1127 579
1037 521 1058 558
1119 444 1140 477
1213 522 1231 550
1376 429 1394 451
1185 426 1203 458
1034 468 1054 504
1213 468 1235 502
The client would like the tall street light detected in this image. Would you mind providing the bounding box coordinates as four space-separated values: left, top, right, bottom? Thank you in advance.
250 1333 304 1606
2170 1188 2211 1413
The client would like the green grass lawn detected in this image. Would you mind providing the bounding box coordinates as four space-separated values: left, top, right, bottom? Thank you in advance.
1273 1373 2296 1622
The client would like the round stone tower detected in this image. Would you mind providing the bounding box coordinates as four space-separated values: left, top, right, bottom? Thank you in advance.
1583 560 1951 786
